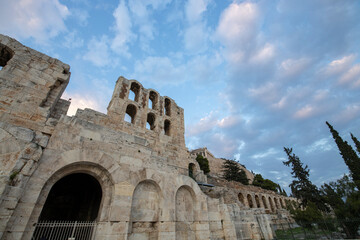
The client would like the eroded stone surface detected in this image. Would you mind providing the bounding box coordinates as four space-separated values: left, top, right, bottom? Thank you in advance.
0 34 296 240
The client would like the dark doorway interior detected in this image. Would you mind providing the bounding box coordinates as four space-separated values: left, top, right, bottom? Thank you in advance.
39 173 102 221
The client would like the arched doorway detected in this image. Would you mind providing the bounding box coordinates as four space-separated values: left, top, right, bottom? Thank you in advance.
33 173 102 239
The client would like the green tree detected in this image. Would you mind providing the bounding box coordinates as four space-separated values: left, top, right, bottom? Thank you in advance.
326 121 360 189
351 133 360 154
321 175 360 238
222 159 249 185
283 147 328 212
252 174 278 191
196 155 210 174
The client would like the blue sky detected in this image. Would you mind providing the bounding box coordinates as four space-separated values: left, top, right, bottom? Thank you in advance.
1 0 360 193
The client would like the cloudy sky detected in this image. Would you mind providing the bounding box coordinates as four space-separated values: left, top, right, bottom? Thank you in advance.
1 0 360 193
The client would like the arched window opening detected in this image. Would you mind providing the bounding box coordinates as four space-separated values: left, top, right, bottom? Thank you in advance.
280 199 284 208
149 91 157 109
262 196 268 209
164 98 171 116
125 104 137 124
0 43 14 71
38 173 102 221
247 194 253 208
129 82 140 102
238 193 245 206
268 197 275 212
188 163 195 179
146 113 156 130
255 195 260 208
274 198 279 209
164 120 170 136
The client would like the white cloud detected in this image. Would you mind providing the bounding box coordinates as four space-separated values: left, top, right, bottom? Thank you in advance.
279 58 311 78
0 0 69 43
185 0 209 23
184 23 209 53
63 31 84 49
251 148 278 159
250 43 275 64
334 104 360 123
111 0 135 56
183 0 210 53
127 0 172 51
63 92 101 116
71 8 89 26
339 64 360 86
216 2 259 51
83 36 112 67
306 138 333 153
248 82 278 103
323 54 356 76
134 56 186 85
293 104 315 119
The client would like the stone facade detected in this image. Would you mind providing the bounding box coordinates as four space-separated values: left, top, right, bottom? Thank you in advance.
0 34 296 240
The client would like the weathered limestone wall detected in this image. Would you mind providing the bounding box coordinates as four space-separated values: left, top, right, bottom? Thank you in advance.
0 34 295 240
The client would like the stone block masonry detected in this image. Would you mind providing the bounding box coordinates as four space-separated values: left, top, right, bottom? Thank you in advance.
0 34 296 240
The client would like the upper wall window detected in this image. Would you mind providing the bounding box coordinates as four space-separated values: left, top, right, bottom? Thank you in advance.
129 82 140 102
0 43 14 71
149 91 157 109
164 98 171 116
125 104 137 124
164 119 171 136
146 113 156 130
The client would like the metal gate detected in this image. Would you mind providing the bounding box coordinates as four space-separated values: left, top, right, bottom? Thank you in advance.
32 221 97 240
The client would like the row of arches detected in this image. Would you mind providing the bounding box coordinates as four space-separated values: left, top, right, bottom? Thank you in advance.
125 104 171 135
36 171 196 239
127 82 171 116
238 192 293 213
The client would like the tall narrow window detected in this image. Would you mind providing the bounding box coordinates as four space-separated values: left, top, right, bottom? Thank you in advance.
149 91 157 109
164 98 171 116
238 193 245 206
247 194 253 208
125 104 137 124
164 120 170 136
129 82 140 102
255 195 260 208
146 113 156 130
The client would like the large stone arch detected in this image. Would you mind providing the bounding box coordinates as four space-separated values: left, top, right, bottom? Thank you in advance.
22 161 114 239
128 180 162 240
175 185 196 240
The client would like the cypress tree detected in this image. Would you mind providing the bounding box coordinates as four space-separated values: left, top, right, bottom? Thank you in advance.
283 147 328 211
351 133 360 154
326 122 360 188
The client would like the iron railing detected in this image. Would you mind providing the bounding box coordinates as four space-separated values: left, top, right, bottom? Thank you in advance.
32 221 97 240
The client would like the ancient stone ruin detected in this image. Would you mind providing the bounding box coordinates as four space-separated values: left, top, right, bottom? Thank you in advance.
0 34 297 239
